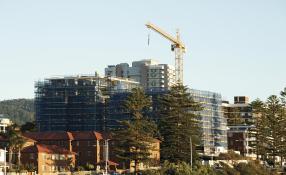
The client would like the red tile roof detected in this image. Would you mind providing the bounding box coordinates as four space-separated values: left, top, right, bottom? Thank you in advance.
22 131 103 141
23 132 74 141
70 131 103 140
22 144 74 154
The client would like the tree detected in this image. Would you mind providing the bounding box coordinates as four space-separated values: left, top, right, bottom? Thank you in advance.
251 92 286 167
0 99 34 125
112 88 158 174
1 124 26 169
264 95 284 167
157 84 202 163
234 161 270 175
280 88 286 165
250 99 267 160
20 121 37 132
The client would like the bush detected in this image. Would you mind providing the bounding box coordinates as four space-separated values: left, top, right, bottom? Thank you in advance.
234 161 271 175
141 169 160 175
85 163 95 170
76 166 85 171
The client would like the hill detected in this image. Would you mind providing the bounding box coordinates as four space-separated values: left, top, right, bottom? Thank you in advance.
0 99 35 125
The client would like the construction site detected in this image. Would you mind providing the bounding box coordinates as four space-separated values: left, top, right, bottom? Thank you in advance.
35 73 140 131
35 22 228 157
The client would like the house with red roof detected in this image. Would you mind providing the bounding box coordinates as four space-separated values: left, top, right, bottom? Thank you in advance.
22 131 103 168
21 144 75 174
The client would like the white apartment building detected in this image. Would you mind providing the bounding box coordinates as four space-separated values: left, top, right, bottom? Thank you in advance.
105 59 175 90
0 116 12 133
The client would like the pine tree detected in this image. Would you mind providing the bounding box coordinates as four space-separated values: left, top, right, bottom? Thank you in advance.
279 88 286 166
112 88 158 173
264 95 284 167
157 84 202 163
250 99 267 160
251 91 286 167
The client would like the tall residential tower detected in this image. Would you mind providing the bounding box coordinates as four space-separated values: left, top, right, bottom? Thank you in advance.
105 59 175 90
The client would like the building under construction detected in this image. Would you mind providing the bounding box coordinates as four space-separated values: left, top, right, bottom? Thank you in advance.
35 74 139 132
35 73 228 157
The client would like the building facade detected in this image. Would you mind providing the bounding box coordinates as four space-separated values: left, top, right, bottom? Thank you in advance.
190 89 228 157
21 144 75 174
35 75 139 132
105 88 228 157
23 131 103 168
222 96 256 158
0 117 12 133
105 59 175 90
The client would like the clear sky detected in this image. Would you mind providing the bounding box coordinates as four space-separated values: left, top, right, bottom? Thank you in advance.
0 0 285 102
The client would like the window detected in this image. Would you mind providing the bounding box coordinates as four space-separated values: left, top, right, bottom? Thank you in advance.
51 166 56 171
87 141 93 146
56 154 60 160
42 165 46 171
87 151 91 157
30 153 34 159
59 166 65 171
42 153 46 160
60 154 65 160
51 154 59 160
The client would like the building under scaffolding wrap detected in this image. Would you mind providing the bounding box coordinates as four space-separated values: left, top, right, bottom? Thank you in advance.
190 89 228 157
105 88 228 157
35 74 228 157
35 74 139 132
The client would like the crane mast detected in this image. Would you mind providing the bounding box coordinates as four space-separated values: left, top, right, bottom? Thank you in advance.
146 22 186 84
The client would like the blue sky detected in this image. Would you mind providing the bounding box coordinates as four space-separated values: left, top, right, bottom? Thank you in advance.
0 0 285 102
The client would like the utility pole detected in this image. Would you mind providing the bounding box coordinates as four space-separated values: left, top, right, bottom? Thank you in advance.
190 137 193 171
4 147 7 175
104 139 109 175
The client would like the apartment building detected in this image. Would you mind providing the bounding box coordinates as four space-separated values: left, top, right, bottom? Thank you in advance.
222 96 256 159
23 131 103 167
105 59 175 90
21 144 75 174
0 116 12 133
105 88 228 158
35 74 139 132
190 89 228 157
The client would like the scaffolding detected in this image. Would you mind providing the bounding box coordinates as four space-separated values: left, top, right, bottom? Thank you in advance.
35 74 139 132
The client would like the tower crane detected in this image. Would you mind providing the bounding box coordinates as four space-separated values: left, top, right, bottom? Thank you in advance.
146 22 186 84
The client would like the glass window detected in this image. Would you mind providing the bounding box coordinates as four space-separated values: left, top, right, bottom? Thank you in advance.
87 151 91 157
30 153 34 159
42 153 46 160
51 166 56 171
51 154 56 160
60 154 65 160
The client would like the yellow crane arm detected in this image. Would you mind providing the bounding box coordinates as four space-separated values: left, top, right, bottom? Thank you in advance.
146 22 185 50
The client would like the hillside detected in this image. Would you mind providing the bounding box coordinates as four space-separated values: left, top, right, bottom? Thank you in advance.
0 99 35 125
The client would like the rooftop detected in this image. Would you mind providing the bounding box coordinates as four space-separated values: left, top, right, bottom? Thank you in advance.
22 144 74 154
